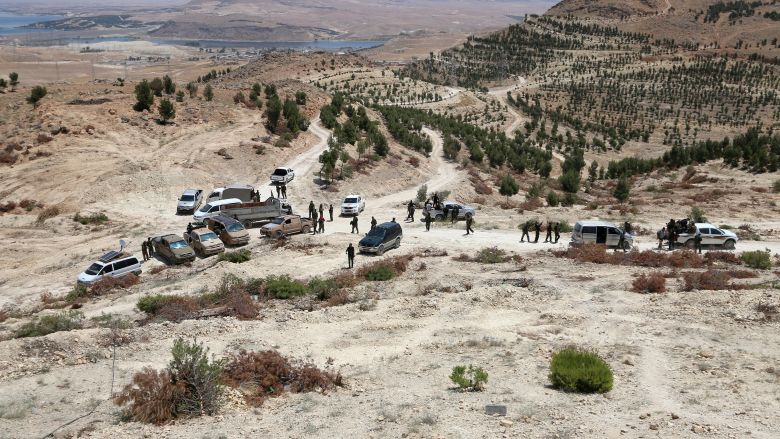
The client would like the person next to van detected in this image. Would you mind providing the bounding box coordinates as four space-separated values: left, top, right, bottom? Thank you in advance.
147 237 155 255
617 229 627 253
667 219 676 251
432 193 439 209
346 243 355 269
350 216 359 234
694 230 703 254
406 201 415 222
308 201 316 219
141 240 149 261
520 221 531 243
465 215 474 235
554 222 561 243
657 226 666 250
452 206 460 223
318 212 325 234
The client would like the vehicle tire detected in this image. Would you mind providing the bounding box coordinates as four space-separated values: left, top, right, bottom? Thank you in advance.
723 239 735 250
274 230 284 239
377 244 385 256
684 239 696 249
395 238 401 249
622 241 631 251
302 226 310 234
435 214 444 221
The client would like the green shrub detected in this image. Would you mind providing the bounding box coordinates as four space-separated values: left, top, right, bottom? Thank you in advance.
719 224 733 230
307 277 339 301
416 184 428 203
218 249 251 263
561 192 577 206
137 294 168 314
690 206 707 223
546 191 560 207
549 347 613 393
167 338 224 416
558 220 573 233
73 212 109 225
363 265 394 281
449 365 488 391
264 275 309 299
475 247 509 264
740 250 771 270
15 310 84 338
66 282 89 301
773 178 780 193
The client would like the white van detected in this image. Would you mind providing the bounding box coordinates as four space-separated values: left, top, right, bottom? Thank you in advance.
571 220 633 250
193 198 242 221
78 251 141 285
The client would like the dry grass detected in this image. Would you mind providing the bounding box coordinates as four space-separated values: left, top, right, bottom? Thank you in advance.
553 243 707 268
631 273 667 293
681 270 747 291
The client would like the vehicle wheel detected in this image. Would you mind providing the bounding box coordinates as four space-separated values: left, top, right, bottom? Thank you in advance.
395 238 401 249
274 230 284 239
377 244 385 256
302 226 310 234
435 214 444 221
685 240 695 249
723 239 735 250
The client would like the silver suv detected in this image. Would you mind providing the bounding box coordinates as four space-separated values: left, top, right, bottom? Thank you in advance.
177 189 203 214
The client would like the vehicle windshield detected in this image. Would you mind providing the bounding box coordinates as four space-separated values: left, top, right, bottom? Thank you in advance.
367 228 386 238
84 263 103 275
344 198 358 203
169 240 188 249
198 204 212 213
180 195 195 202
200 232 218 241
227 223 245 232
272 169 287 176
271 217 285 224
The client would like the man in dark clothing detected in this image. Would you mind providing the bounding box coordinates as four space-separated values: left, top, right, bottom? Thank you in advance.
276 185 281 198
281 185 287 199
148 237 156 255
187 222 193 234
371 216 377 230
533 221 541 243
520 221 531 243
544 221 553 243
433 193 439 209
391 218 397 223
350 216 359 234
694 231 703 254
657 227 666 250
451 206 459 223
554 222 561 243
406 201 415 222
329 204 334 221
624 221 632 235
346 243 355 268
318 203 324 218
141 240 149 261
617 229 627 252
424 212 432 231
465 216 474 235
309 201 316 219
318 213 325 234
667 219 676 251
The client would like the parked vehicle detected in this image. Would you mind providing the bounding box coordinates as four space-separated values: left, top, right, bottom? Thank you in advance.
221 197 291 227
193 198 242 222
177 189 203 214
183 227 225 257
677 223 738 250
260 215 313 238
206 183 255 203
270 167 295 184
78 251 141 285
426 200 476 221
151 234 196 264
359 221 402 255
571 220 633 250
340 194 365 216
203 215 250 246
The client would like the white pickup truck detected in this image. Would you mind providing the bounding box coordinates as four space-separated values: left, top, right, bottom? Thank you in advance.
221 197 292 228
676 223 738 250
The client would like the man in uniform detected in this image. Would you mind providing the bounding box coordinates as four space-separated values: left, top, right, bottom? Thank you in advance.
406 200 415 222
465 215 474 235
350 216 359 234
319 203 324 218
346 243 355 269
141 240 149 261
694 230 703 254
544 221 553 243
276 185 281 198
520 221 531 243
281 185 287 199
187 222 193 234
318 212 325 234
554 222 561 243
329 204 334 222
617 228 627 252
147 237 156 255
657 226 666 250
533 221 541 243
432 193 439 209
451 206 459 223
667 219 676 251
309 201 316 220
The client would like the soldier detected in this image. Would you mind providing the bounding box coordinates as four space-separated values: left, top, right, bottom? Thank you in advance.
667 218 676 251
281 185 287 199
657 226 666 250
617 228 627 252
329 204 334 221
533 221 541 243
350 216 359 234
465 215 474 235
147 237 156 255
694 230 703 254
319 203 324 218
141 240 149 261
346 243 355 269
520 221 531 243
432 192 440 209
424 211 432 231
406 200 415 222
544 221 553 243
276 184 281 198
451 206 460 223
308 201 316 219
554 222 561 243
318 212 325 234
624 221 632 235
186 222 193 234
371 216 377 230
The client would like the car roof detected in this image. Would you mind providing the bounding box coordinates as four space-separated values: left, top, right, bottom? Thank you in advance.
695 223 717 228
162 234 183 241
377 222 401 230
182 188 199 195
343 194 361 198
207 198 242 206
210 215 242 226
576 220 617 227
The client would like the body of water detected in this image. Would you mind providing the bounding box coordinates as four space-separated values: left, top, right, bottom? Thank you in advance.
0 12 65 35
150 38 384 51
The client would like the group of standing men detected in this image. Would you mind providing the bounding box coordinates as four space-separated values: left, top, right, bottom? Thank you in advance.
520 221 561 244
307 201 330 235
273 184 288 199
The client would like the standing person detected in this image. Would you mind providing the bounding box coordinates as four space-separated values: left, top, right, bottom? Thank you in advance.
282 185 288 199
409 202 415 222
318 203 324 218
371 216 377 230
141 240 149 261
554 222 561 243
309 201 316 219
520 221 531 243
148 237 156 255
433 192 439 209
451 206 459 223
544 221 553 243
329 204 334 221
465 215 474 235
694 230 703 254
350 216 359 234
346 243 355 269
657 226 666 250
406 201 413 221
624 221 632 235
424 211 432 231
276 185 281 198
533 221 541 243
667 219 676 251
617 228 627 252
318 212 325 234
187 222 193 234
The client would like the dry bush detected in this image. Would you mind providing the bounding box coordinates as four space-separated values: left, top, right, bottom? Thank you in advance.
325 290 351 307
154 296 201 322
472 177 493 195
631 273 667 293
755 301 779 321
554 244 705 269
408 156 420 167
704 251 741 265
35 206 60 224
0 201 17 213
682 270 733 291
18 199 39 211
89 274 140 296
221 291 259 319
519 197 543 211
149 265 168 275
724 269 758 279
356 255 413 280
113 368 185 425
290 365 343 393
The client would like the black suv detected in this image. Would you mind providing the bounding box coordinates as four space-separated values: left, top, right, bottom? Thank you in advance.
359 221 402 255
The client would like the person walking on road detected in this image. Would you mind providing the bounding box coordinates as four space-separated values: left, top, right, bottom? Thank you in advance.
465 215 474 235
346 243 355 269
318 212 325 234
544 221 553 243
406 201 415 222
329 204 334 221
350 216 359 234
554 222 561 243
371 216 377 230
520 221 531 243
424 211 432 231
533 221 541 243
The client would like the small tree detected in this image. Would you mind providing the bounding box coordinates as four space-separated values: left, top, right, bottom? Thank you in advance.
416 184 428 203
186 82 198 98
356 139 368 160
613 177 630 203
162 75 176 95
134 80 154 111
295 91 307 105
690 206 706 223
27 85 47 107
450 365 488 391
499 174 519 201
0 78 7 90
149 77 164 97
559 170 580 193
588 161 599 182
203 84 214 102
9 72 19 87
265 94 282 132
175 90 185 102
158 98 176 124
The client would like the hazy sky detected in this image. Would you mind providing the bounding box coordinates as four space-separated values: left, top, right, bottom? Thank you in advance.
0 0 189 6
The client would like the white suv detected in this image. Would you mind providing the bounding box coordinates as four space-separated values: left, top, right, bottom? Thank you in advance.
78 251 141 285
677 223 738 250
340 194 365 216
271 167 295 184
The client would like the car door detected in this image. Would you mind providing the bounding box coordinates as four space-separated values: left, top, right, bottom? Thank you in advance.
283 218 293 233
596 226 608 244
606 227 621 247
102 263 115 278
707 228 726 246
698 228 712 245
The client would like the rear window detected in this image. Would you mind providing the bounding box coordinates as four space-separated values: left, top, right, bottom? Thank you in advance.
273 169 288 176
582 226 596 234
180 195 195 201
344 198 358 203
227 223 245 232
